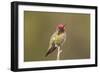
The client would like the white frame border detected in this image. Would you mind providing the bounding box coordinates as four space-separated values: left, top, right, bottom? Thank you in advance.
18 5 96 69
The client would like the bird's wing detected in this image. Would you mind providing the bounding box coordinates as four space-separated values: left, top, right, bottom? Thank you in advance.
45 32 58 57
48 31 58 50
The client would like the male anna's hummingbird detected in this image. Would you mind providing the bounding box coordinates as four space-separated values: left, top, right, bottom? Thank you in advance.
45 24 66 57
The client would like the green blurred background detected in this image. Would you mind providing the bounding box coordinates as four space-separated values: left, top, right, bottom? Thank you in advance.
24 11 90 62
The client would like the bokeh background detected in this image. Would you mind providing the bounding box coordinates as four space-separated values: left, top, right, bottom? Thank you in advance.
24 11 90 62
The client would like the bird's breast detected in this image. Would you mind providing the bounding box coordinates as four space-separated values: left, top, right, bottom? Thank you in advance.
54 34 64 45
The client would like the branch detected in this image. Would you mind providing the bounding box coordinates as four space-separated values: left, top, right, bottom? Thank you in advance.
57 47 62 60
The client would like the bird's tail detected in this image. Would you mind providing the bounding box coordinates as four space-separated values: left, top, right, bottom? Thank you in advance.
45 46 57 57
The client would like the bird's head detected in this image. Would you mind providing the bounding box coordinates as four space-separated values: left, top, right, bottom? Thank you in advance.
57 24 65 32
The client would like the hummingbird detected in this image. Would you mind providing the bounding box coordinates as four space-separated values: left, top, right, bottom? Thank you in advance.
45 24 66 57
